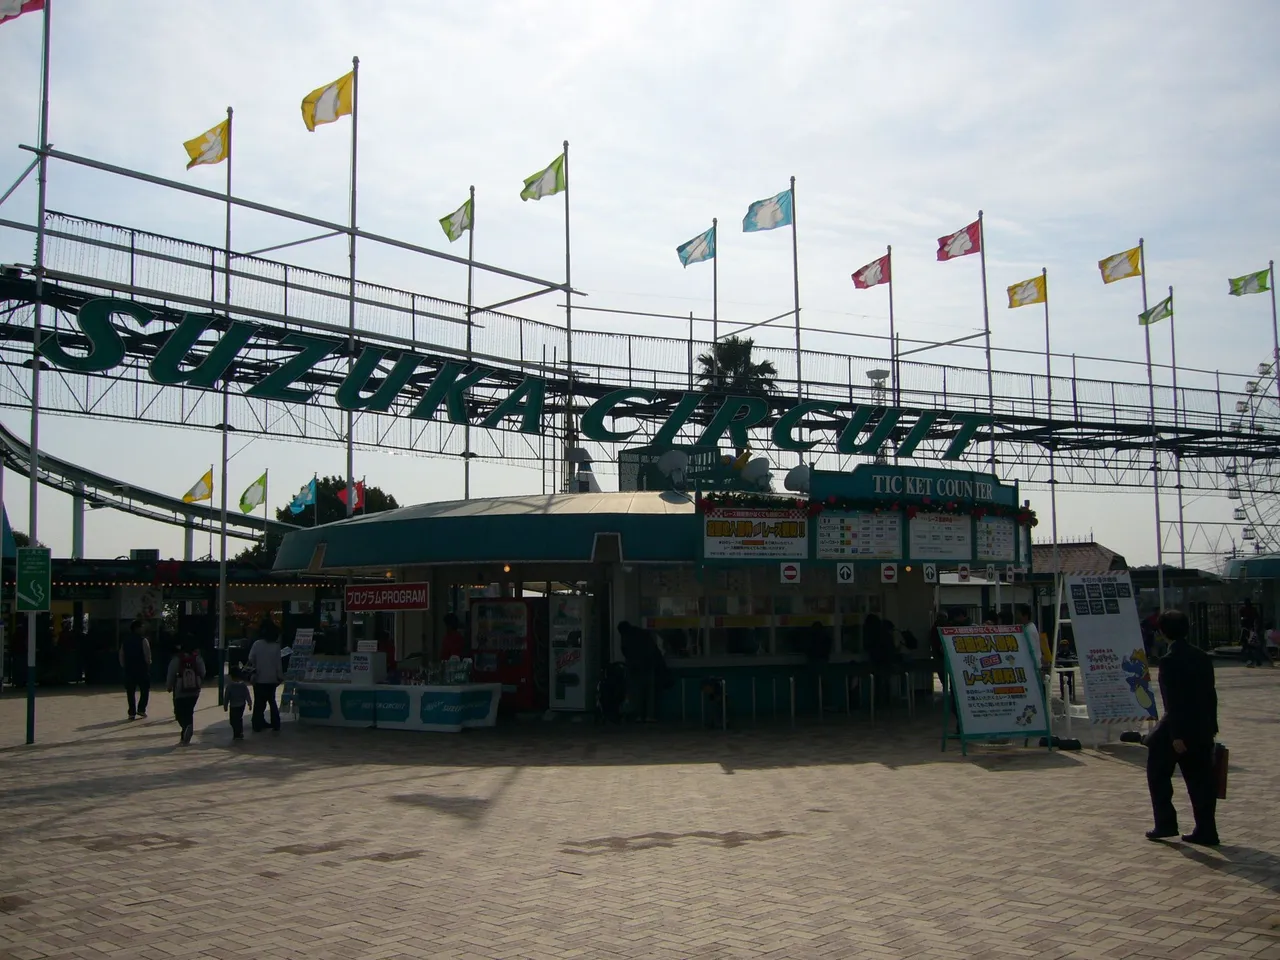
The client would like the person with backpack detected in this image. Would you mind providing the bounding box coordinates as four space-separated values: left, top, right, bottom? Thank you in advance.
247 618 284 733
119 619 153 720
166 636 205 746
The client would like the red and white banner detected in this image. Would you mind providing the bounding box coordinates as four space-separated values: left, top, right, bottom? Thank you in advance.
337 480 365 510
0 1 44 26
852 254 891 289
345 582 430 612
937 219 982 261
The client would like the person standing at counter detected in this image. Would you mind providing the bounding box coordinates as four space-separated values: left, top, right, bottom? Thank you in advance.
440 613 468 661
619 621 660 722
247 620 283 733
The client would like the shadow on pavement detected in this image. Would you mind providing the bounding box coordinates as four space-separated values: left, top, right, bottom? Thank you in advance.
1177 843 1280 897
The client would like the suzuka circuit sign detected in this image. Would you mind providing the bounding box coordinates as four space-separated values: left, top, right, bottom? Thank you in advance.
344 582 430 613
40 298 1002 461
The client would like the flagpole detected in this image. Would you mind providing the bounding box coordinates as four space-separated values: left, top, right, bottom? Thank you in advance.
26 0 53 744
563 140 573 490
712 217 719 387
1270 260 1279 411
1043 267 1060 586
312 473 318 528
361 475 367 515
263 470 269 524
887 244 898 409
464 184 475 500
1168 285 1185 569
1139 238 1165 611
344 56 359 520
789 176 802 466
216 104 232 707
977 210 995 474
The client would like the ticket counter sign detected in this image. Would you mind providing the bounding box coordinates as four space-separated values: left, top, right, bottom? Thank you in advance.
939 624 1049 753
703 507 807 560
344 582 430 612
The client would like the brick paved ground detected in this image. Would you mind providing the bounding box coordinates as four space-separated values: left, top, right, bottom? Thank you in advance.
0 664 1277 960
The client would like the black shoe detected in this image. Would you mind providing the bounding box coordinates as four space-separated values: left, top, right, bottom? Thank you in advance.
1146 828 1179 841
1182 832 1220 846
127 714 136 720
137 712 147 719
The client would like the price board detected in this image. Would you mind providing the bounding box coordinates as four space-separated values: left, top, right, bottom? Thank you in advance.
908 513 972 561
976 516 1016 562
816 511 901 560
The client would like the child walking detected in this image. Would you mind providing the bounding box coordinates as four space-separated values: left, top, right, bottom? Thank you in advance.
224 668 253 741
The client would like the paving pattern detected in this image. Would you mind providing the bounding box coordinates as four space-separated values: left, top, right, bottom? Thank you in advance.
0 664 1278 960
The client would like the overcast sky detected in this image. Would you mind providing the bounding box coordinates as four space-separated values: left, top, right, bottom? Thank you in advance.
2 0 1278 567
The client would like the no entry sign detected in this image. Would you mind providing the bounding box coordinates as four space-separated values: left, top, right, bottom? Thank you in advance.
779 562 802 583
345 582 431 612
880 563 898 584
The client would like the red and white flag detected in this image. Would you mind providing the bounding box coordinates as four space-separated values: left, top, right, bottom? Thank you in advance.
337 480 366 510
0 0 44 26
852 254 891 289
937 220 982 261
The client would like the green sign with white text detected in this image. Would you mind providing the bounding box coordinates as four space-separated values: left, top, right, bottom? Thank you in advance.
16 547 51 613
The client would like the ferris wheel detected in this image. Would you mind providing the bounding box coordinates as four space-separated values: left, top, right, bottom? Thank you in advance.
1231 361 1280 552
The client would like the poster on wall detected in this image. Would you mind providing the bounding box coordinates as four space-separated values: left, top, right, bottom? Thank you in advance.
119 586 162 620
549 596 590 711
976 516 1016 562
816 511 902 559
1065 572 1157 723
703 507 808 560
938 624 1049 747
281 628 314 710
908 513 972 561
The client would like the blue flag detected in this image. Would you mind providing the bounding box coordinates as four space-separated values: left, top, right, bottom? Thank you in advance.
676 225 716 267
289 477 317 515
742 189 792 232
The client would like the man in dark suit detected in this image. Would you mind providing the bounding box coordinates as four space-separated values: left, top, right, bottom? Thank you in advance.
1146 609 1219 846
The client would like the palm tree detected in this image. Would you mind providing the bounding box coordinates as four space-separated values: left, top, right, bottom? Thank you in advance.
695 336 778 395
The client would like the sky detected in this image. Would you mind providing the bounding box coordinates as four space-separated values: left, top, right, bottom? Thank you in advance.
1 0 1279 567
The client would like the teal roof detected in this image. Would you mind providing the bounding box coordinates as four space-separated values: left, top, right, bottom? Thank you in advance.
273 491 698 571
1225 553 1280 580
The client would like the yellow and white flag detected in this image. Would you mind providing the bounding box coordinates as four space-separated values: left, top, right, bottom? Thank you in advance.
1098 246 1142 284
183 119 229 170
182 469 213 504
301 71 354 132
1007 274 1046 309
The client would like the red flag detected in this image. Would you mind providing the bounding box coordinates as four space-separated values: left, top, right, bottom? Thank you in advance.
937 220 982 261
0 1 44 26
852 254 891 289
336 480 365 510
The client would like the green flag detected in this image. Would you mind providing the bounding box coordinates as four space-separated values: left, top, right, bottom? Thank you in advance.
1139 294 1173 326
239 472 267 514
520 153 566 201
1229 269 1271 297
439 198 473 243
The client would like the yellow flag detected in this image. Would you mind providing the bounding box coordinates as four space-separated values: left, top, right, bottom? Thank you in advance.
182 469 213 504
182 119 229 170
301 71 354 132
1098 246 1142 284
1007 275 1046 309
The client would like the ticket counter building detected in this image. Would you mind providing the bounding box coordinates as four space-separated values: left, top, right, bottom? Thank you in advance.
273 464 1035 720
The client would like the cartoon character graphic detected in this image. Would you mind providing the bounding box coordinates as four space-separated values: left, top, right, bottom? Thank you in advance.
1121 649 1158 718
1015 704 1038 727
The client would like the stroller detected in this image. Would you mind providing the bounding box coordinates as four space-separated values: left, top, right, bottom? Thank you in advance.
595 662 628 724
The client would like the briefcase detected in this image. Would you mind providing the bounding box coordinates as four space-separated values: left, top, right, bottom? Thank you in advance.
1213 742 1229 800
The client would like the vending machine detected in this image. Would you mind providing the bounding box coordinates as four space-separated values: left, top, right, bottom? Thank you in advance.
548 595 595 712
469 598 548 712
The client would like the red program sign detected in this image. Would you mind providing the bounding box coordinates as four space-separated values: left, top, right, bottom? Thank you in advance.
345 582 431 612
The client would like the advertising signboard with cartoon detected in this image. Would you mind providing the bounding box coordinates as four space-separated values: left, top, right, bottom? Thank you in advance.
1063 572 1158 724
938 624 1050 753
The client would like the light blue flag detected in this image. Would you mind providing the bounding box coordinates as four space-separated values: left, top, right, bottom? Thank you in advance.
742 189 793 232
676 225 716 267
289 477 317 515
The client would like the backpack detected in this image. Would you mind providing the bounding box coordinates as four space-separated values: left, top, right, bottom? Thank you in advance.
177 654 200 693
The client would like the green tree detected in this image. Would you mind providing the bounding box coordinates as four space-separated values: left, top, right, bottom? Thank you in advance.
696 336 778 395
234 476 399 566
12 531 44 548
